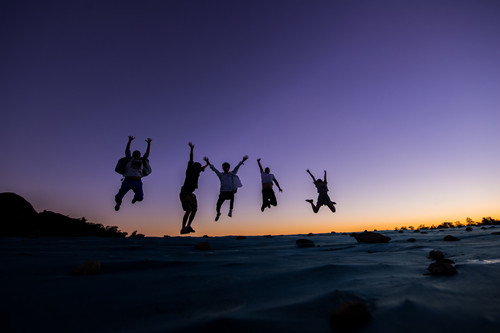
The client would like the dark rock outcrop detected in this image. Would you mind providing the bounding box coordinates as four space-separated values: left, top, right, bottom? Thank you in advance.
443 235 460 241
0 192 128 237
466 227 473 231
236 236 246 240
352 232 391 243
406 238 417 242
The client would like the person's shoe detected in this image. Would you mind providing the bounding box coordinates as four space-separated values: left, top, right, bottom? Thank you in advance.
114 204 120 211
187 226 195 233
228 209 233 217
132 198 137 204
305 199 314 204
215 212 221 221
332 202 337 205
180 228 190 235
261 205 265 212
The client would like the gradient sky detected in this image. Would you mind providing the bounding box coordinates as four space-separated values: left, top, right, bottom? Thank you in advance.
1 0 499 236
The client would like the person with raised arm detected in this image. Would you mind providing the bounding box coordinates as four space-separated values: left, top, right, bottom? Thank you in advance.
257 158 283 212
204 155 248 221
114 136 152 211
179 142 209 234
305 169 336 213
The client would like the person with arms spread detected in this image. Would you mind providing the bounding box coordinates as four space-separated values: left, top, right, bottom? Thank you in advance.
204 155 248 221
305 169 336 214
114 136 152 211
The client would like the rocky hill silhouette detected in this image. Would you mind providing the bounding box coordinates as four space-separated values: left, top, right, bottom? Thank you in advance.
0 192 127 237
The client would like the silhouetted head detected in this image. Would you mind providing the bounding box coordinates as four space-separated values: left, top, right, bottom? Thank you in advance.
132 150 141 159
316 179 323 183
193 162 203 172
222 162 230 173
265 167 270 174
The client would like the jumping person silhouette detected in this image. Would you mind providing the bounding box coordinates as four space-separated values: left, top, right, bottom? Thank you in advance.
114 136 152 211
204 155 248 221
179 142 208 234
305 169 336 213
257 158 283 212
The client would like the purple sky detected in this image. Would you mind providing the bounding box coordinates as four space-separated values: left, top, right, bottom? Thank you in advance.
2 0 499 236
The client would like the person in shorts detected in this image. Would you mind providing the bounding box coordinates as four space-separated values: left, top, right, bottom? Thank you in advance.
257 158 283 211
204 155 248 221
305 169 336 213
180 142 208 234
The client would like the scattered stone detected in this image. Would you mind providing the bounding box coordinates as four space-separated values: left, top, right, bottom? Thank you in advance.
429 250 445 261
71 260 101 276
307 233 314 237
352 232 391 244
443 235 460 241
491 232 500 236
263 235 272 238
331 231 336 234
406 238 416 242
296 239 315 248
236 236 246 240
163 235 170 238
398 230 404 233
414 230 420 233
194 242 211 251
330 300 371 332
465 227 473 231
427 262 457 276
481 227 487 230
202 235 209 238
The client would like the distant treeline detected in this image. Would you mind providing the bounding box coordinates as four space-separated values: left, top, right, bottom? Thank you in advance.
0 192 132 238
395 217 500 231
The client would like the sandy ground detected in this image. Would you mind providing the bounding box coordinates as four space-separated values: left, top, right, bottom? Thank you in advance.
2 227 500 332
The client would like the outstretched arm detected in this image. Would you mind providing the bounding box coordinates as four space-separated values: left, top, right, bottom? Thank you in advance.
126 136 135 151
125 136 135 157
273 178 283 192
324 170 327 182
232 155 248 174
145 138 152 157
204 157 221 176
188 142 194 162
307 169 316 182
202 156 210 171
257 158 263 173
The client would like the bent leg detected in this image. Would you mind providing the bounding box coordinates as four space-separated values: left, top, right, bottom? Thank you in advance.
115 180 132 205
216 193 226 213
327 203 336 213
187 209 197 226
269 190 277 207
131 180 144 202
306 199 319 213
229 192 235 210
